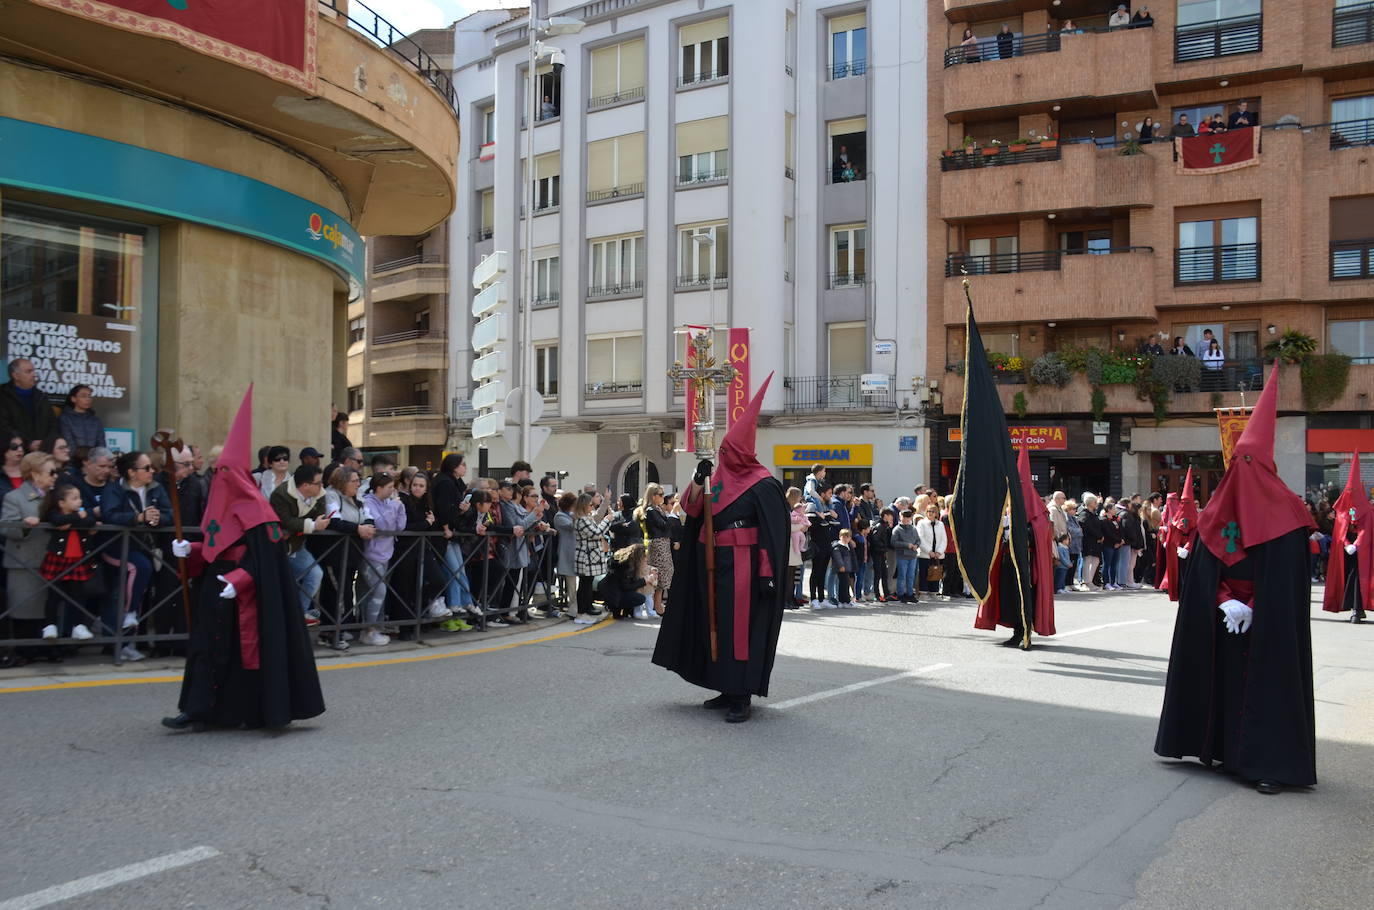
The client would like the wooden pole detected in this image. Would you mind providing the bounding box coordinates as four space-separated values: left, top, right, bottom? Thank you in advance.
702 470 718 662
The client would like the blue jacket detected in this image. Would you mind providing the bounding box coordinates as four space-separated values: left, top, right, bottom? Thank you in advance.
101 479 173 527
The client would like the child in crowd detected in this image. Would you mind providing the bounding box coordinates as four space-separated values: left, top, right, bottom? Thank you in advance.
360 473 405 646
39 482 97 644
1053 532 1073 594
850 516 870 603
787 487 810 607
891 509 920 603
829 528 856 607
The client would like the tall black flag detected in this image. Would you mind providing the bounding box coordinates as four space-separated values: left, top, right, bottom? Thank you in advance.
949 285 1031 624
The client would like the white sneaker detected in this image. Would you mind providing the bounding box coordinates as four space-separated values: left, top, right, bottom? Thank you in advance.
121 612 139 630
41 624 58 640
118 644 145 662
71 624 93 641
825 600 840 609
360 629 390 646
425 600 453 619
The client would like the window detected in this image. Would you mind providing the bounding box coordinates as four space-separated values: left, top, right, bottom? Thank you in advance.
1178 0 1261 26
1333 94 1374 122
676 117 728 184
785 112 795 178
525 65 561 122
1331 196 1374 279
588 234 645 296
1330 320 1374 361
828 117 867 182
589 39 646 107
533 253 560 305
587 334 644 394
1176 211 1259 282
1335 0 1374 49
1059 229 1113 254
1176 0 1262 61
673 327 728 367
1331 95 1374 149
829 13 867 79
347 386 364 412
586 132 646 201
830 225 867 287
678 223 729 286
481 106 496 145
679 18 728 84
828 322 866 378
529 153 560 211
413 309 430 335
1170 99 1260 133
1047 325 1107 352
412 380 430 409
535 344 559 396
479 190 494 239
348 316 366 345
956 234 1018 275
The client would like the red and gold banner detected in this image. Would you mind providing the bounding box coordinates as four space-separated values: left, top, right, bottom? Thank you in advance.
1175 127 1259 175
727 328 751 431
33 0 317 92
1216 407 1253 470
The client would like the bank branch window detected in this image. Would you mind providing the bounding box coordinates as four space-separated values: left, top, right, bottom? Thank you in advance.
0 205 150 450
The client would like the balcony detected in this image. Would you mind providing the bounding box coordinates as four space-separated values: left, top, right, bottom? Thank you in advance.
1174 14 1262 63
829 59 867 80
942 247 1156 326
1335 2 1374 47
827 272 867 290
677 69 728 89
945 250 1060 277
677 167 729 188
1174 244 1260 285
585 380 643 399
1332 239 1374 280
587 279 644 300
784 375 894 412
675 274 728 291
588 85 645 110
940 140 1154 219
369 256 448 302
941 143 1060 172
365 405 445 448
942 25 1153 117
587 183 645 204
369 331 446 373
532 292 561 310
1331 118 1374 149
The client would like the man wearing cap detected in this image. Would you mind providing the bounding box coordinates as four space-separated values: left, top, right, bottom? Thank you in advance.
1155 364 1317 794
299 447 324 470
1108 4 1130 27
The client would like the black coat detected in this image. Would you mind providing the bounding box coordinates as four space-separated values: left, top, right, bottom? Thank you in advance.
653 479 789 697
0 381 59 446
432 473 467 533
608 509 639 551
1079 510 1105 557
1154 530 1315 786
596 558 645 611
177 526 326 728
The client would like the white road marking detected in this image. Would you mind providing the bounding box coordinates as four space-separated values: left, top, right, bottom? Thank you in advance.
768 663 953 711
1054 619 1151 639
0 846 221 910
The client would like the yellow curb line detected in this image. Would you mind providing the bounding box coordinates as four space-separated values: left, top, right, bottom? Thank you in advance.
0 618 616 694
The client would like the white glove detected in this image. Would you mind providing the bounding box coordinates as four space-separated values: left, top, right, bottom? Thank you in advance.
1001 514 1010 528
216 574 236 599
1176 546 1190 559
1217 598 1253 634
171 539 191 559
1346 543 1357 556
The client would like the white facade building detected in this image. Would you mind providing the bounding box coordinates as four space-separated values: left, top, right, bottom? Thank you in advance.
448 0 928 497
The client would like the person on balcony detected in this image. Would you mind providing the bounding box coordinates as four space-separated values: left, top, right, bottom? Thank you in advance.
1208 113 1228 134
1197 116 1213 136
1170 114 1196 138
832 145 856 183
959 28 981 63
1109 5 1131 27
1132 6 1154 27
540 95 557 121
1228 101 1255 130
1060 19 1083 34
996 23 1015 59
1201 338 1225 388
1137 116 1158 144
1170 336 1195 357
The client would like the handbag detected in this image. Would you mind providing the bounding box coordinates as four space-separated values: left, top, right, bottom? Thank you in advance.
926 563 945 582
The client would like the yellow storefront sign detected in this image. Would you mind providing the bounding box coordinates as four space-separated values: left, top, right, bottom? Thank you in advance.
774 444 874 467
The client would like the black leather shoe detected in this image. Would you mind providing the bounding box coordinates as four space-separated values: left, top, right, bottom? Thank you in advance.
1001 632 1022 647
702 693 731 709
1255 779 1282 795
161 713 205 732
725 696 752 723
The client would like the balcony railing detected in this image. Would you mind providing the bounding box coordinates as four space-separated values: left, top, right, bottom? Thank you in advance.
784 375 895 412
587 279 644 299
828 272 867 289
371 405 442 418
532 293 560 309
1334 1 1374 47
940 143 1061 171
372 254 441 274
1330 118 1374 149
372 329 434 345
941 23 1150 68
945 250 1061 277
678 69 727 87
1196 358 1267 392
585 380 643 398
827 164 867 183
588 85 645 109
1175 243 1261 284
677 167 729 186
1331 239 1374 280
829 58 867 79
318 0 456 109
675 274 727 289
586 183 645 203
1174 14 1262 62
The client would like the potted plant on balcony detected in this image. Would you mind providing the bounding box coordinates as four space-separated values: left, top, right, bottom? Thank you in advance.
981 139 1002 157
1263 328 1318 364
1040 133 1059 149
1009 138 1029 153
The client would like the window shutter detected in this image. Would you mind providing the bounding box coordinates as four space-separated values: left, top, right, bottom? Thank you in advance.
677 117 728 157
680 17 727 46
829 13 867 34
536 152 560 180
620 39 645 90
618 133 645 185
586 138 614 192
828 117 867 137
590 45 619 98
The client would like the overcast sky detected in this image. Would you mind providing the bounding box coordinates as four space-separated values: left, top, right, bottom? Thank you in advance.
365 0 526 34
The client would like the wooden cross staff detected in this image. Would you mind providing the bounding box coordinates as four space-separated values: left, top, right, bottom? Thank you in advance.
150 429 193 631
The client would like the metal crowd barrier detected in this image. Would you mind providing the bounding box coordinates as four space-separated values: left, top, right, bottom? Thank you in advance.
0 524 562 666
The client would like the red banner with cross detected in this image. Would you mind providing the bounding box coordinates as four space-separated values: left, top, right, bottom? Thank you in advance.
1175 127 1259 175
32 0 317 92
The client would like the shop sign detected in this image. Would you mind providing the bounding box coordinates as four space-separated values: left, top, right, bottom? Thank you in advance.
774 444 874 467
947 426 1068 450
873 340 895 356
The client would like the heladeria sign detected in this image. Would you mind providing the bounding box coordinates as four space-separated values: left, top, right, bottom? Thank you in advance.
4 309 135 427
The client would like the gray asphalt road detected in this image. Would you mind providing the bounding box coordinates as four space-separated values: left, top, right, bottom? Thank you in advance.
1 587 1370 909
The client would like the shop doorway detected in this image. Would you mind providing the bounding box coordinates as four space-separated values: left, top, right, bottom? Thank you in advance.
619 455 659 501
1153 454 1223 506
1047 459 1109 500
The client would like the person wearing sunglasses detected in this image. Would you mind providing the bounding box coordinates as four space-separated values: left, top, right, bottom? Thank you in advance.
98 450 174 660
257 446 292 499
2 432 25 491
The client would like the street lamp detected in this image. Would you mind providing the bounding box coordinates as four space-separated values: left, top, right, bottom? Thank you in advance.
519 7 584 464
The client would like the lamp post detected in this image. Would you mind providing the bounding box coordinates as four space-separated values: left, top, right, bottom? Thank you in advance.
519 6 583 463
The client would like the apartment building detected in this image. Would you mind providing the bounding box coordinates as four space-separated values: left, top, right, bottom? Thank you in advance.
927 0 1374 502
445 0 928 496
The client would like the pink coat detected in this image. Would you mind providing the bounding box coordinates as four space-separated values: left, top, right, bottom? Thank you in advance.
789 505 810 566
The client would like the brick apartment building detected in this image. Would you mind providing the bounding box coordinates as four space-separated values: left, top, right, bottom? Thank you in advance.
925 0 1374 503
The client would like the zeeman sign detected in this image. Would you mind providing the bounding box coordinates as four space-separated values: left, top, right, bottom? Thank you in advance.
774 444 875 467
